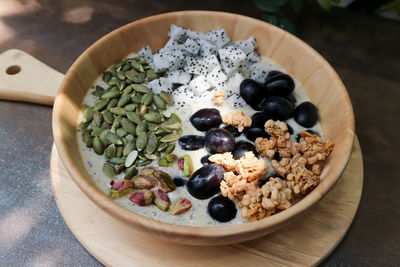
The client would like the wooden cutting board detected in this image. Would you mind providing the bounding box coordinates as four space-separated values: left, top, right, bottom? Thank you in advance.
50 137 363 267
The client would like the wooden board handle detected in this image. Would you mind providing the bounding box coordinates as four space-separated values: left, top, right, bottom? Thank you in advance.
0 49 64 106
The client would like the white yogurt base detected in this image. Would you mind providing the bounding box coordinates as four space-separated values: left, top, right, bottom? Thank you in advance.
78 55 323 226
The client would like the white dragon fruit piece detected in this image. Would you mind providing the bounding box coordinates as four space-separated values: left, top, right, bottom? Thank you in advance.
215 81 234 98
227 71 245 94
219 46 246 67
246 51 260 65
185 57 208 75
168 24 187 43
159 38 183 54
197 39 218 57
172 85 195 109
188 75 211 95
167 49 186 71
138 45 153 64
196 89 215 104
202 54 221 72
220 59 238 76
146 77 173 95
233 36 257 55
226 93 247 108
166 70 191 85
152 52 170 73
206 67 227 87
249 64 269 83
183 38 200 55
206 28 230 48
186 29 208 41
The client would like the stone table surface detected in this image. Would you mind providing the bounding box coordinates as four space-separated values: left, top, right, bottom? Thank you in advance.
0 1 399 266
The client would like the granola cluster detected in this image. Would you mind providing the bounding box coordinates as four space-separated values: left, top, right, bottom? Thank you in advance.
213 90 225 106
222 110 252 132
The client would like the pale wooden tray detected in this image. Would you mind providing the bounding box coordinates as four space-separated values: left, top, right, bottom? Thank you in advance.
50 137 363 267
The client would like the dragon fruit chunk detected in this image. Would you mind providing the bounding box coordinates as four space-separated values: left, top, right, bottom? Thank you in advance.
249 64 269 83
202 54 221 72
246 51 260 65
196 89 215 103
198 39 217 57
166 70 191 85
153 52 170 73
172 85 195 109
146 77 173 95
184 57 208 76
206 67 228 87
188 75 211 95
168 24 188 43
219 46 246 68
215 81 234 98
186 29 208 40
167 49 186 71
206 28 230 48
138 45 153 64
220 59 238 76
227 71 245 94
233 36 257 55
226 93 247 108
183 39 201 55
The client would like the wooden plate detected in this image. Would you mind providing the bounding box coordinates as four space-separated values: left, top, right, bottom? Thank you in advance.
51 137 363 266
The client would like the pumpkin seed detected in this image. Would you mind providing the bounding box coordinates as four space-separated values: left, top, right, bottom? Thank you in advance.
132 72 146 83
141 93 153 106
160 120 181 131
124 165 138 180
121 118 136 134
177 128 182 136
116 127 128 137
125 69 138 80
101 90 120 99
111 115 121 132
146 132 157 154
161 110 171 118
102 111 114 124
132 84 151 94
116 145 123 158
105 132 123 145
124 104 136 112
107 98 118 109
93 136 104 155
114 61 124 69
99 129 110 145
136 121 148 135
138 153 147 160
143 112 163 123
125 134 135 142
126 112 141 124
137 159 152 167
121 63 132 72
136 133 147 151
147 122 158 131
153 95 166 110
131 62 144 72
78 121 88 131
109 107 126 116
103 163 116 178
91 122 108 136
160 91 173 104
123 85 133 95
110 66 117 76
92 86 105 97
164 144 175 154
117 94 131 107
83 107 94 123
104 144 116 159
115 164 126 175
131 94 142 104
139 105 147 115
103 71 112 83
154 129 171 136
146 69 158 81
107 79 118 86
82 130 92 147
123 141 136 156
94 98 109 111
116 71 126 80
118 80 126 91
157 142 168 152
160 133 180 143
170 113 181 123
125 150 138 167
93 111 103 127
109 157 126 165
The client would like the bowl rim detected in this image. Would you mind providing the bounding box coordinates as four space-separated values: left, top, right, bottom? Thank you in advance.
52 10 355 239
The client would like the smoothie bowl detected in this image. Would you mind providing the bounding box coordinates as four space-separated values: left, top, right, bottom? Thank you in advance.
52 11 354 245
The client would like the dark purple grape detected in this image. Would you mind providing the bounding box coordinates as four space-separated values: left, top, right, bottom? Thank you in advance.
201 154 212 166
187 165 225 199
266 70 283 78
285 94 297 105
296 129 320 142
293 102 319 128
208 195 237 222
261 96 294 120
232 141 258 160
263 73 295 97
204 128 235 154
223 124 241 137
190 108 222 132
251 112 270 129
240 79 264 107
243 127 269 142
286 123 294 135
178 135 204 151
173 177 187 187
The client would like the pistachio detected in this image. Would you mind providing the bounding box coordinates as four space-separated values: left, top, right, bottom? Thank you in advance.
154 170 176 192
139 167 157 177
125 150 138 167
153 94 166 110
83 107 94 123
136 133 147 151
143 112 163 123
105 132 123 145
120 118 136 134
129 189 153 206
103 163 116 178
94 98 109 111
158 154 178 167
153 189 171 211
160 91 173 104
93 136 105 155
124 165 138 180
159 133 180 143
183 155 194 177
164 144 175 154
132 175 155 189
109 179 133 199
132 84 151 94
146 132 157 154
169 198 192 215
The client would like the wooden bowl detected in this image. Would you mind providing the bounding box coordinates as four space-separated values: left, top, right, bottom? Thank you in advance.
52 11 355 246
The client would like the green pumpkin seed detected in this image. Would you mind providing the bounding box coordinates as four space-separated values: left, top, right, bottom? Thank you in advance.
160 91 173 104
125 150 138 167
109 107 126 116
153 95 166 110
104 144 116 159
126 112 141 124
170 113 181 123
91 122 108 136
103 71 112 83
136 121 148 135
92 86 105 97
93 136 105 155
121 63 132 72
131 94 142 104
114 61 124 69
125 69 138 80
161 110 171 118
101 90 120 99
116 145 124 158
116 164 126 175
159 133 180 143
107 98 118 109
136 133 147 151
120 118 136 134
116 127 128 137
94 98 109 111
131 62 144 72
141 93 153 106
93 111 103 127
146 69 158 81
177 128 182 136
118 80 126 91
123 141 136 156
125 134 135 142
139 105 147 115
157 142 168 152
105 132 123 145
154 129 171 136
82 130 92 146
83 107 94 123
147 122 158 131
160 120 181 131
78 121 88 131
132 84 151 94
111 115 121 132
116 71 126 80
137 159 152 167
117 94 131 107
124 104 137 112
102 111 114 124
146 132 157 154
109 157 126 165
107 79 118 86
164 144 176 154
124 165 138 180
110 66 117 76
143 112 163 123
138 153 147 160
123 85 133 95
103 163 116 178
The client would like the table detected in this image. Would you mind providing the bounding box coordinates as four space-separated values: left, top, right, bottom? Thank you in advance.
0 1 399 266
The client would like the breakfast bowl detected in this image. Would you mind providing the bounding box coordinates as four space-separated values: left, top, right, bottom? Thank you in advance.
52 10 355 246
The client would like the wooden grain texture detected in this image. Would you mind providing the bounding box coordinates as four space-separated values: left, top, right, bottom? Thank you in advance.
51 137 363 266
0 49 63 105
51 11 355 245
